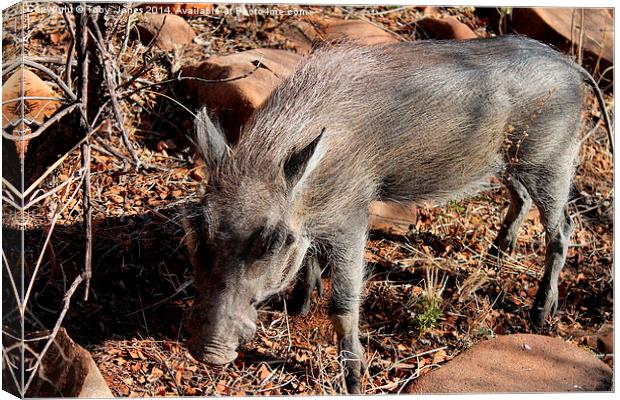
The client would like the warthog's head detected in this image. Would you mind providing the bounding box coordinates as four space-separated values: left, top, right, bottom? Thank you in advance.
183 109 325 364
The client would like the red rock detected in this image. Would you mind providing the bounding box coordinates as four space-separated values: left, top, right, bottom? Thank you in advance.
369 202 417 235
137 12 196 51
510 8 613 64
285 17 399 55
2 69 62 160
406 334 612 393
416 17 477 40
183 49 302 141
23 328 113 397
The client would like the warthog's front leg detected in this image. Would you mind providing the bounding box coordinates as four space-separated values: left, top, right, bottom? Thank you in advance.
329 227 368 394
490 178 533 259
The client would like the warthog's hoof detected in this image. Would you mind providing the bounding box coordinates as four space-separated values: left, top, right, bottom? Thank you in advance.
528 307 547 332
529 287 558 331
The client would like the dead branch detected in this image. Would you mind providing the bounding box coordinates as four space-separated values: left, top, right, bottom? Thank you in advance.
22 176 84 314
1 56 77 68
117 12 135 59
94 136 131 170
89 19 142 169
81 138 92 301
3 120 106 202
74 5 93 301
120 14 168 89
62 12 76 87
118 57 265 100
2 96 68 106
23 172 83 210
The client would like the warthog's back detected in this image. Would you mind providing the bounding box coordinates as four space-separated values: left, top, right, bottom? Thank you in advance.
236 36 585 223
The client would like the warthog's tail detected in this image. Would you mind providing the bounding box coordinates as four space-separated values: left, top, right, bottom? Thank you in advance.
579 67 614 153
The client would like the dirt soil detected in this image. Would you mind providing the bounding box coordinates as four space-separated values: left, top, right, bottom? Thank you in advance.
2 3 613 396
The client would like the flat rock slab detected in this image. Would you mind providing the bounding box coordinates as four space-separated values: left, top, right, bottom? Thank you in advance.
510 8 613 64
21 328 113 398
183 48 302 141
285 17 398 55
406 334 612 393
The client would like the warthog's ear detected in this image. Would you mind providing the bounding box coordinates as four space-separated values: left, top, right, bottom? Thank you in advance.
284 127 326 193
194 107 230 170
181 203 205 271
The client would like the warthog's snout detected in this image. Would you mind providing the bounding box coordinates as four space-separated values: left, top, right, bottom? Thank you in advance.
187 335 238 365
185 301 257 365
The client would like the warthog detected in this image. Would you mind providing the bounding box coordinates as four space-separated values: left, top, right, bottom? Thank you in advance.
183 36 612 393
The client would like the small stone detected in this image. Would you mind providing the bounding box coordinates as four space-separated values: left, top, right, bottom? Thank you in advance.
416 17 477 40
136 12 196 51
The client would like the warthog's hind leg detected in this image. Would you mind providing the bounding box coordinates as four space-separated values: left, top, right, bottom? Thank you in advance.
288 253 324 316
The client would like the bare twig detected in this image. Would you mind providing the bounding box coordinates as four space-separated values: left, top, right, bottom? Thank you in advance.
581 119 603 145
81 139 92 301
75 5 93 300
118 12 135 58
2 250 22 313
93 137 130 169
2 96 68 106
62 12 76 87
120 14 168 89
1 56 77 68
118 55 265 100
2 120 105 202
22 177 84 313
23 172 82 210
125 280 193 316
577 9 585 66
596 66 613 86
90 19 142 168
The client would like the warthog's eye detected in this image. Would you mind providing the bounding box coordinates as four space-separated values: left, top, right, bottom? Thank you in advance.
246 225 290 260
